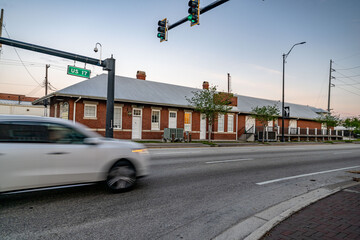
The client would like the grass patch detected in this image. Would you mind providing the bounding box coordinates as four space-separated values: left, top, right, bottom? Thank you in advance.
194 141 218 146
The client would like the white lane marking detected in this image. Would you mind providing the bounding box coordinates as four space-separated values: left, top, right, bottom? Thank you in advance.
256 165 360 185
206 158 253 164
333 151 353 155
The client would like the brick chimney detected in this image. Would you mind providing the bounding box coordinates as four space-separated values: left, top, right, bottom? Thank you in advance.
136 71 146 80
202 81 209 90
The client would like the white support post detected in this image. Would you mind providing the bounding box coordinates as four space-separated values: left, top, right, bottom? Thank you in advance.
288 127 291 142
336 130 338 140
306 127 309 141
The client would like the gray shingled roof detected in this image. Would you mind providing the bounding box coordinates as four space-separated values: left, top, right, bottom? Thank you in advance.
235 95 325 119
0 99 34 106
34 74 325 120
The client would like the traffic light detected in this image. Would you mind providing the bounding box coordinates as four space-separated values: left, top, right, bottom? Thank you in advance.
188 0 200 27
157 18 168 42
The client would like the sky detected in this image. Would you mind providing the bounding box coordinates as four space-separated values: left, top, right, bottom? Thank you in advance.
0 0 359 118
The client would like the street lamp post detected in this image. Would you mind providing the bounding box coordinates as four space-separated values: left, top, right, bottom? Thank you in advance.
281 41 306 142
94 42 102 65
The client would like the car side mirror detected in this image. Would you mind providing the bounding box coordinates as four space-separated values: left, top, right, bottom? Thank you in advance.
84 138 101 145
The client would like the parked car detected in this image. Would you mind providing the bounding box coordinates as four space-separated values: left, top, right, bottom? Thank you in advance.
0 115 149 193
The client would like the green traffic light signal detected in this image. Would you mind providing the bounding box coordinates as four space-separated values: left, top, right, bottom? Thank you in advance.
187 0 199 26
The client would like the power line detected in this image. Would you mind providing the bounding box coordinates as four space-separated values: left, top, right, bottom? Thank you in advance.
3 25 42 87
334 77 360 91
0 82 37 86
336 85 360 97
334 65 360 70
335 74 360 78
334 70 360 84
337 82 360 86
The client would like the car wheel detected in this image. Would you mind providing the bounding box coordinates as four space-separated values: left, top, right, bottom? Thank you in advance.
106 161 136 193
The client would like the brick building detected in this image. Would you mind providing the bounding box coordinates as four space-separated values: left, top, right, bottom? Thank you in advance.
33 73 328 141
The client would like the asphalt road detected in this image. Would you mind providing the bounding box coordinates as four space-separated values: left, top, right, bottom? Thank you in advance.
0 144 359 240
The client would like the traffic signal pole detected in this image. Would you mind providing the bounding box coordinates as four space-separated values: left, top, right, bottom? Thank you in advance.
167 0 230 30
0 37 116 138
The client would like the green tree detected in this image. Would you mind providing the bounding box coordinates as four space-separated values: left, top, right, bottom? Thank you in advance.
342 117 360 139
316 114 341 132
186 86 233 141
251 105 280 142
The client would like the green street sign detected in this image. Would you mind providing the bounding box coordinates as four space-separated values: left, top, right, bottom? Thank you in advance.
67 65 91 78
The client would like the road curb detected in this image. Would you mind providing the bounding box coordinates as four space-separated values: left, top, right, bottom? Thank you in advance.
214 181 360 240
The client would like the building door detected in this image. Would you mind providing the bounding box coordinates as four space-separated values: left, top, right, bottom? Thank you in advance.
132 109 142 139
289 119 297 134
200 114 206 140
169 111 177 128
245 116 255 133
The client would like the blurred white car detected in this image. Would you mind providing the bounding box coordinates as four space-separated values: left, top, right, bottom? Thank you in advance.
0 115 149 193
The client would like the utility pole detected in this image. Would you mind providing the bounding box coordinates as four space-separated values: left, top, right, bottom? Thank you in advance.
227 73 231 93
0 9 4 50
44 64 50 116
327 59 335 114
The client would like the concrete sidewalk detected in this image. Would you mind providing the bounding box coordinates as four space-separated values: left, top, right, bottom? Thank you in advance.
214 181 360 240
142 141 359 148
260 183 360 240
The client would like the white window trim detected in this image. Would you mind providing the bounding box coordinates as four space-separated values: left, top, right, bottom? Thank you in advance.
184 112 192 132
218 114 224 132
114 106 122 129
84 103 97 119
151 109 161 130
227 114 234 132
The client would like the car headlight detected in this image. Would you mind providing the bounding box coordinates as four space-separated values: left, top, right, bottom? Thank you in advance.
132 149 148 154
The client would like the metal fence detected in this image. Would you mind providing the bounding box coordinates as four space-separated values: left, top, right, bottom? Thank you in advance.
246 126 347 142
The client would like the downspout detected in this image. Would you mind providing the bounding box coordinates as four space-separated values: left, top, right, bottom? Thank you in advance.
236 113 238 140
73 97 81 123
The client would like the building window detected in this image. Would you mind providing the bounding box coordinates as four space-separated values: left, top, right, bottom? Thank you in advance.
114 107 122 129
218 114 224 132
227 115 234 132
151 110 160 130
84 104 97 119
133 109 141 116
184 112 191 131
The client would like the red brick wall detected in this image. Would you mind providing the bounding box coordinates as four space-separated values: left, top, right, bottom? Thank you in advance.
238 115 246 136
48 96 323 141
298 119 321 129
213 133 236 140
161 109 169 130
192 112 200 131
0 93 38 102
